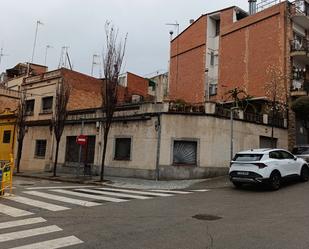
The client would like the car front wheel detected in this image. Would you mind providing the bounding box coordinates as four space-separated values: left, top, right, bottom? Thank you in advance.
300 166 309 182
269 172 281 190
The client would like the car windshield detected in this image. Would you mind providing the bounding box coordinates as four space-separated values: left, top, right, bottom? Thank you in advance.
292 147 309 155
233 154 263 161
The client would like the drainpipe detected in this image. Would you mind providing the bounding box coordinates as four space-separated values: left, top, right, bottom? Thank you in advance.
155 113 161 181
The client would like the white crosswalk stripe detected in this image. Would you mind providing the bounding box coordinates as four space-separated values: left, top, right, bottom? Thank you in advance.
4 196 70 211
0 225 62 242
75 188 152 200
0 203 33 217
0 217 46 230
51 189 128 203
96 187 174 197
26 185 94 190
24 191 101 207
149 189 191 194
9 235 83 249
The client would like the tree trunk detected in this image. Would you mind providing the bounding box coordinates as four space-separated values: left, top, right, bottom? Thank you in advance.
16 139 24 173
53 140 60 177
100 127 110 182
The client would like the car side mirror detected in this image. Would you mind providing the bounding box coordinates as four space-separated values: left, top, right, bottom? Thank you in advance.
294 156 297 161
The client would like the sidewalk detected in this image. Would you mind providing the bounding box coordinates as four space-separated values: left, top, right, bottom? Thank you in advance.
14 171 209 190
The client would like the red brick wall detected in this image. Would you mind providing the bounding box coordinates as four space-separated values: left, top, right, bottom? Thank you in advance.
218 3 287 101
126 72 149 97
169 15 207 103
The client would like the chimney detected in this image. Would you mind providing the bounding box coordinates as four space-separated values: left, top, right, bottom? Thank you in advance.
248 0 257 15
189 19 195 24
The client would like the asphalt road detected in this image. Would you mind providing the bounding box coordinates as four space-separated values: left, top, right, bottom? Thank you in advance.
0 176 308 249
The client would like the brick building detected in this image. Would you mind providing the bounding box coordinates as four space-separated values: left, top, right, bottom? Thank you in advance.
169 0 309 148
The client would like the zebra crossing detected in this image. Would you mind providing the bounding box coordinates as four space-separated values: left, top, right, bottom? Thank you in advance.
0 186 209 218
0 217 83 249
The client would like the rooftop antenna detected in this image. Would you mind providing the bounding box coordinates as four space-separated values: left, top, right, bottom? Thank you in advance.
165 21 179 36
58 46 70 69
91 53 102 77
0 47 8 69
44 45 53 66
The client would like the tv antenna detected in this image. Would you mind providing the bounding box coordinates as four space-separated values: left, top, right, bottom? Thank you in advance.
0 47 8 68
165 21 179 36
91 53 102 77
58 46 72 70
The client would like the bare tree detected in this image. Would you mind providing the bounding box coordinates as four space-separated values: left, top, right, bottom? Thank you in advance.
100 22 127 182
52 80 70 177
15 90 27 173
265 65 288 148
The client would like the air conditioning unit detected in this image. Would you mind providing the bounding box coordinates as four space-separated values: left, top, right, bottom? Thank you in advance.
209 84 217 96
132 94 143 103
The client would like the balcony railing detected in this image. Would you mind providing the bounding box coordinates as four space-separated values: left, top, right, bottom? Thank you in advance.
291 38 309 52
293 0 309 16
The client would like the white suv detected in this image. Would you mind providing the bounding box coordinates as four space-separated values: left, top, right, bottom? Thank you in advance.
229 148 309 190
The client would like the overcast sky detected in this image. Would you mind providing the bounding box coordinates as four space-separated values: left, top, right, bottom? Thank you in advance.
0 0 248 78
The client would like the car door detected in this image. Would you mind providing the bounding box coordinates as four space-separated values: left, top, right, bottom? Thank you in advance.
269 151 287 176
279 150 299 176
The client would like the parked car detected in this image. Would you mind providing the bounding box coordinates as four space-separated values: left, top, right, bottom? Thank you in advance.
229 148 309 190
292 145 309 163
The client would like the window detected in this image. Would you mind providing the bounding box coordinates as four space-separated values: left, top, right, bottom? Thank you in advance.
260 136 277 149
26 100 35 115
2 131 11 144
215 19 220 36
42 97 53 113
114 138 131 160
65 136 96 163
279 151 295 160
35 140 47 158
233 154 263 162
173 140 197 165
269 151 281 160
210 51 215 66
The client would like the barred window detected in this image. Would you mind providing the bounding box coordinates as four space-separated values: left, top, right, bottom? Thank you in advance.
114 138 131 160
3 131 11 144
173 140 197 166
35 140 47 158
26 100 35 115
42 97 53 113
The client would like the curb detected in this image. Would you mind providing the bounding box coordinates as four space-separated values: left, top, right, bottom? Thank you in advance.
14 174 112 185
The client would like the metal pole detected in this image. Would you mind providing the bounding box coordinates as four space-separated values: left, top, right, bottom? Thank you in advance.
230 108 234 160
44 45 52 66
155 114 161 181
78 120 84 177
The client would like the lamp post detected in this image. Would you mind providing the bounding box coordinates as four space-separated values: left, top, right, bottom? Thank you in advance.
230 106 239 160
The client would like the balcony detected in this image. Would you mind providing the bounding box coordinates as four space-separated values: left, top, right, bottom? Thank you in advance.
291 78 309 97
291 0 309 29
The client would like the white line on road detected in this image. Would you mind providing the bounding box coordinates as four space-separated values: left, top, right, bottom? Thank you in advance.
4 196 70 211
149 189 191 194
191 189 210 192
0 217 46 230
26 185 94 190
9 235 83 249
51 189 128 203
0 203 33 217
96 187 173 197
0 225 62 242
24 191 101 207
75 189 152 200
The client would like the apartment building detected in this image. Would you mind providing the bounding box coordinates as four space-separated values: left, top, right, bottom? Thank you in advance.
169 0 309 148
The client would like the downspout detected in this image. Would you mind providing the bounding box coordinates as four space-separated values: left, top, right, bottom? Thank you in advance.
155 113 161 181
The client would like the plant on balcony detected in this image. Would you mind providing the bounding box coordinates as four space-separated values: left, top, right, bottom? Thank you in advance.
291 96 309 143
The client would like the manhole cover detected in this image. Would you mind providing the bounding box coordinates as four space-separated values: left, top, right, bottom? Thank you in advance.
192 214 222 221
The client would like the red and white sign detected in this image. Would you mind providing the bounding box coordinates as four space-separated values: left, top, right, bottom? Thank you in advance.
76 135 87 145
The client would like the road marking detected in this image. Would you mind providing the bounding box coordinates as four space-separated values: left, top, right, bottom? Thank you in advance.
51 189 128 203
24 191 101 207
0 217 46 230
191 189 210 192
0 203 33 217
96 187 173 197
149 189 191 194
75 189 152 200
4 196 70 211
26 185 94 190
0 225 62 242
9 235 83 249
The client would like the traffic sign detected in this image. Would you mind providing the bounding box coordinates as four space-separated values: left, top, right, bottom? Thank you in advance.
76 135 87 145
